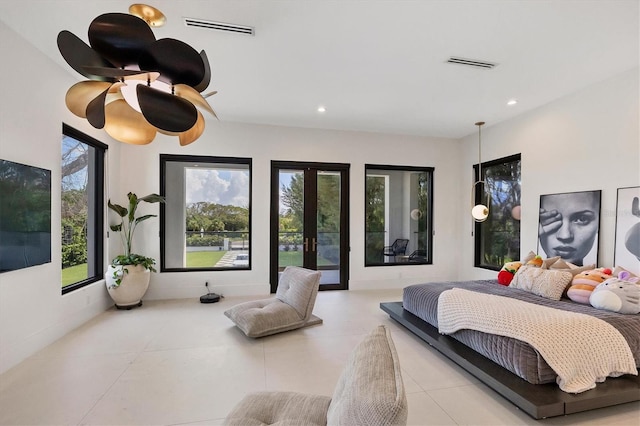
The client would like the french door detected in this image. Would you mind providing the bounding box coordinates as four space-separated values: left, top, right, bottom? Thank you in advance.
270 161 350 292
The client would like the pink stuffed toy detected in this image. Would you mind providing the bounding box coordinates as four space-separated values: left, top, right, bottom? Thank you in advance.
567 269 611 304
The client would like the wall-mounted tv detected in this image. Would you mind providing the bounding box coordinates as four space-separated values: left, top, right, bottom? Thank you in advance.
0 159 51 272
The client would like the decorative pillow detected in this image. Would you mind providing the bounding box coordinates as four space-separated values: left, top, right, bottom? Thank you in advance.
550 260 596 276
509 265 573 301
541 256 561 269
590 278 640 314
566 269 612 304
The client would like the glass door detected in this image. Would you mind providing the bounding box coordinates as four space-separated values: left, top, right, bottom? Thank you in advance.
270 161 349 292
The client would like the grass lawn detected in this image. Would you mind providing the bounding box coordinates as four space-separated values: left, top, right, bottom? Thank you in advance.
186 251 226 267
62 264 88 287
279 251 334 267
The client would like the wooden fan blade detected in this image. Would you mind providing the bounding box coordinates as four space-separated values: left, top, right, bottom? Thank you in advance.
57 30 114 82
104 99 156 144
137 85 197 132
179 111 205 146
65 81 112 118
138 38 205 87
88 13 155 68
174 84 217 119
86 86 111 128
193 50 211 93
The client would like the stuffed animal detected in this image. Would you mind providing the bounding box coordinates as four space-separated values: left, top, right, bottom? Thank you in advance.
527 255 543 268
497 261 522 286
567 269 612 304
590 278 640 314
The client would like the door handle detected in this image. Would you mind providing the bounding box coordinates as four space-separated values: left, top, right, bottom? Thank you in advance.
312 237 317 252
304 237 309 252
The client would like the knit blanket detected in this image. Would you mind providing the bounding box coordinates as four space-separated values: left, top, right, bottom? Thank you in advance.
437 288 637 393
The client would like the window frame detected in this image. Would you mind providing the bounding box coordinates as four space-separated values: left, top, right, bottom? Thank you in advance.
61 123 106 294
159 154 252 272
364 164 434 267
473 153 521 271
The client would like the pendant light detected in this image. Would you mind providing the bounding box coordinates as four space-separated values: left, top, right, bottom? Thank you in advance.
471 121 489 222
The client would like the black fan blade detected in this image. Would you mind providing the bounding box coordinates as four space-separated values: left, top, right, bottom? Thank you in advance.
139 38 205 87
88 13 155 68
57 30 114 82
86 87 110 129
193 50 211 93
137 85 197 133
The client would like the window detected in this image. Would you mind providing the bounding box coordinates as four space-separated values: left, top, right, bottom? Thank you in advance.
160 155 251 271
474 154 521 270
365 165 433 266
61 124 106 294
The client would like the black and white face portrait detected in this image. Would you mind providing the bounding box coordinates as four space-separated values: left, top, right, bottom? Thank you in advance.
614 187 640 275
538 190 601 266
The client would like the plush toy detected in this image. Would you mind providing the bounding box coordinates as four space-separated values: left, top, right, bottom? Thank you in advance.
590 278 640 314
567 269 612 304
618 271 640 283
497 261 522 286
527 255 543 268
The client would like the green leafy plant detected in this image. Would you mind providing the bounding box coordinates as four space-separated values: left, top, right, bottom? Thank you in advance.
108 192 165 286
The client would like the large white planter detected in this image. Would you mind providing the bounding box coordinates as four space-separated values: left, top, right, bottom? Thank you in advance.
105 264 151 309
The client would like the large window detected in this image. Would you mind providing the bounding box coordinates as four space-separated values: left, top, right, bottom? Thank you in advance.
61 124 106 294
160 155 251 271
365 165 433 266
474 154 521 270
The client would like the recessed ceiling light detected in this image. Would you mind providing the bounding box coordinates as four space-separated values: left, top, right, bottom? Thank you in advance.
507 99 518 106
317 105 326 113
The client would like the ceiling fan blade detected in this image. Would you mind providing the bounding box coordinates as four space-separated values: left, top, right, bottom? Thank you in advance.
65 81 112 118
88 13 155 68
104 99 156 145
179 111 205 146
82 67 160 82
174 84 217 119
86 86 111 128
137 85 198 132
193 50 211 93
138 38 205 87
57 30 114 82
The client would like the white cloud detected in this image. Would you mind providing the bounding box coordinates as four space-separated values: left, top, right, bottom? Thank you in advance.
185 168 249 207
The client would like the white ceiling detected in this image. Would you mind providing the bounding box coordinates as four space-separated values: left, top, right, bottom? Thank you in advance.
0 0 638 139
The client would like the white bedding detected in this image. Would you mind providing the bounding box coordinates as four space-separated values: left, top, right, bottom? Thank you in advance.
437 287 637 393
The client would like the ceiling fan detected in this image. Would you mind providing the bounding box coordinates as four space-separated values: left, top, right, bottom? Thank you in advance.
57 4 217 146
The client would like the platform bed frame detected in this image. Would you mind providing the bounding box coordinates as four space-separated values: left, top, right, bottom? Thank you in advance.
380 301 640 419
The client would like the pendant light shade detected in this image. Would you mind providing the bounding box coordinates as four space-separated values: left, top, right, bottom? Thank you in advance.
472 121 489 222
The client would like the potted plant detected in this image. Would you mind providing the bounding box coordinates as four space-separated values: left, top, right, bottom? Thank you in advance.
106 192 165 309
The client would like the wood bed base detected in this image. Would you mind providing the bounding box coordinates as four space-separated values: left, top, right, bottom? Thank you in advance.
380 301 640 419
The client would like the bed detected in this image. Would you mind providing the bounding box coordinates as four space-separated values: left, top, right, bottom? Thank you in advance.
380 279 640 419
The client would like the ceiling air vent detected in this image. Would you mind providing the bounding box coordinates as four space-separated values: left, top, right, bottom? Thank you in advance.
447 56 497 69
184 17 254 35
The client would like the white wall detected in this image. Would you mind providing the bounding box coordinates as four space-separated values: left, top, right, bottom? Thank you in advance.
458 68 640 280
119 123 462 299
0 21 122 374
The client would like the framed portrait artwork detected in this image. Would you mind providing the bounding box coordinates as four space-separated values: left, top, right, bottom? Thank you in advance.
614 186 640 275
537 190 601 267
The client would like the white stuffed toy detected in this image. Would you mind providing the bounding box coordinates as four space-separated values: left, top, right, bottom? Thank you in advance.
589 277 640 315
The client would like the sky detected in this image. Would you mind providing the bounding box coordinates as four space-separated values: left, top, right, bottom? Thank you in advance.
185 167 249 207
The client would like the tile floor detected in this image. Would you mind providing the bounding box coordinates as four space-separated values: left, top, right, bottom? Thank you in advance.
0 289 638 425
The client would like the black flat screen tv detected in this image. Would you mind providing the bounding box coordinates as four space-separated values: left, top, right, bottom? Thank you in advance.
0 159 51 272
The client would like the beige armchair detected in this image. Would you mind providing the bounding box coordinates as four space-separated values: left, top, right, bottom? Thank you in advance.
223 325 408 425
224 266 322 338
